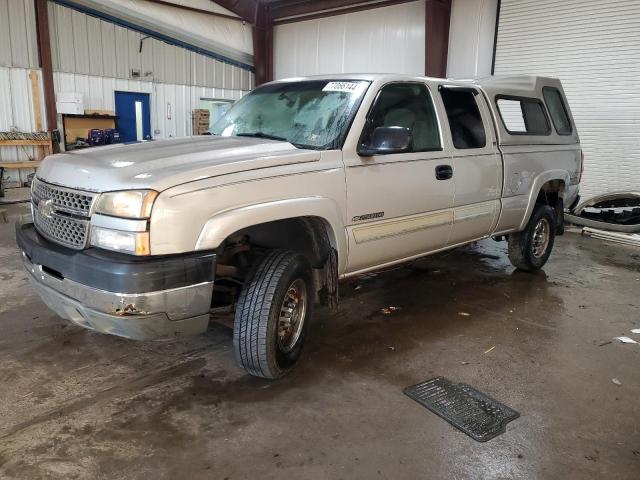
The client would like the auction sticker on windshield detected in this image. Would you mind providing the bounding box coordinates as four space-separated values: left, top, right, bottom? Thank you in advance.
323 81 366 93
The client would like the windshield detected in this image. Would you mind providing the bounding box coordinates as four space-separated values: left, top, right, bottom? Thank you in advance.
211 80 370 150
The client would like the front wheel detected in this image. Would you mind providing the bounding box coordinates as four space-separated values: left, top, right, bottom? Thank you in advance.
233 250 314 379
508 204 556 271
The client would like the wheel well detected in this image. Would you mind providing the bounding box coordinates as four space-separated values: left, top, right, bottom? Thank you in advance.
536 179 565 207
535 179 566 234
213 217 339 309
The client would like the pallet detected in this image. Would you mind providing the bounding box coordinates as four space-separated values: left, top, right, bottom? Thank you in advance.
0 161 41 169
0 137 53 159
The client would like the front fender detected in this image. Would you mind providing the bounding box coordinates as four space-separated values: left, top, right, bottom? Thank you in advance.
518 169 570 230
195 197 348 274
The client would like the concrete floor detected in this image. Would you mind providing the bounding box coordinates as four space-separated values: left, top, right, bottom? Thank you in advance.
1 203 639 479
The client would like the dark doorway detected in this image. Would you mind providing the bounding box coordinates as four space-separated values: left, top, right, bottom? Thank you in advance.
114 91 151 143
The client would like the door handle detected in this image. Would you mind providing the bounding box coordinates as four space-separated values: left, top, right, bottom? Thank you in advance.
435 165 453 180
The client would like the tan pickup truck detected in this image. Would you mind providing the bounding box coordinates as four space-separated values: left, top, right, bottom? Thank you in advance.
16 74 582 378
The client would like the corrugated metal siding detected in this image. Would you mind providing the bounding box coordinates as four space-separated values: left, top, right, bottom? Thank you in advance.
494 0 640 198
0 0 39 69
53 71 246 140
274 0 426 79
0 67 45 183
48 2 253 90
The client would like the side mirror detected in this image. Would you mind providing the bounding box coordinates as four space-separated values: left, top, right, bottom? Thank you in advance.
358 126 413 156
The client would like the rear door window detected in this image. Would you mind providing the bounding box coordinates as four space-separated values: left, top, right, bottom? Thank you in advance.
439 88 487 149
543 87 572 135
496 97 551 135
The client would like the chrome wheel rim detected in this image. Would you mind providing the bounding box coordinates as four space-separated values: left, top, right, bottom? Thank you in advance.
277 279 307 353
532 218 550 258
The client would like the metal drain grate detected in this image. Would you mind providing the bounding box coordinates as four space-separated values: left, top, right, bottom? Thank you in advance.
404 377 519 442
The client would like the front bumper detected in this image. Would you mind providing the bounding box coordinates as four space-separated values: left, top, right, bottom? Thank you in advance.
16 222 216 340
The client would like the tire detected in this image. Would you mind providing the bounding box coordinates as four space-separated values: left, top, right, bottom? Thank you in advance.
555 197 565 236
508 204 556 271
233 249 314 379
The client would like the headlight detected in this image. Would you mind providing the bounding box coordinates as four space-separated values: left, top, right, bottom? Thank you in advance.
95 190 158 219
90 227 150 255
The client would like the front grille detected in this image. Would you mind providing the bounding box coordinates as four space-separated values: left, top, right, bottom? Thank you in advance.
32 177 95 216
33 207 90 249
31 177 96 250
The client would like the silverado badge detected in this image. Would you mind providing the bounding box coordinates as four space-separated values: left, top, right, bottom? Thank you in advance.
352 212 384 222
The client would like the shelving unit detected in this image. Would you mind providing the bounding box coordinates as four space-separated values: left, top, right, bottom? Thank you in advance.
62 113 118 150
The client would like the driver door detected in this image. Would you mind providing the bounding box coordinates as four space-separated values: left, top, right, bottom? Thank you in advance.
344 82 455 274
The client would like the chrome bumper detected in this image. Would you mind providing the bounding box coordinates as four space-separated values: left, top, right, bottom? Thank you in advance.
23 253 213 340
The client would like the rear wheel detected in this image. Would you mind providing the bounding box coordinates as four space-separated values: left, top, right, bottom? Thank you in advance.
508 204 556 271
233 249 314 379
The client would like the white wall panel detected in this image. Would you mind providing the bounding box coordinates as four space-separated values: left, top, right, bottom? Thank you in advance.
494 0 640 198
100 21 117 78
52 4 76 73
0 1 12 67
128 30 142 76
23 0 39 69
1 0 39 69
447 0 498 78
214 59 224 88
206 57 215 89
316 16 348 74
71 9 90 74
87 16 104 77
164 44 177 85
114 25 130 79
223 62 233 89
274 1 426 79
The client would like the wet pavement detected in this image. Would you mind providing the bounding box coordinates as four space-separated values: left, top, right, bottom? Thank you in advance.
1 203 639 479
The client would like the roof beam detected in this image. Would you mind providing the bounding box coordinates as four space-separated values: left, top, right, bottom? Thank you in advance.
34 0 57 135
425 0 451 78
212 0 259 23
269 0 416 22
252 1 273 85
148 0 248 23
214 1 272 84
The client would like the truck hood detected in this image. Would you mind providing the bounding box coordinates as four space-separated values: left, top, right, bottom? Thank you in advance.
36 136 320 192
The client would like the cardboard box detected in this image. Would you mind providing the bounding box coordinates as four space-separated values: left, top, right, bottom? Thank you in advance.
57 102 84 115
57 92 83 104
193 109 211 135
85 109 115 116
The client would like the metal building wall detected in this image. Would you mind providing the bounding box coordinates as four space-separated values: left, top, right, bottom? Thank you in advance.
0 0 254 180
0 0 39 69
273 1 426 79
73 0 254 65
46 1 253 140
53 71 246 139
48 2 253 90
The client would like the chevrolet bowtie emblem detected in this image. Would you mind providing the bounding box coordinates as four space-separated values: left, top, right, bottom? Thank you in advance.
38 198 55 219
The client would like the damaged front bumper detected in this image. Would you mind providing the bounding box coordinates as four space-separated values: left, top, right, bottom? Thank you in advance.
16 222 216 340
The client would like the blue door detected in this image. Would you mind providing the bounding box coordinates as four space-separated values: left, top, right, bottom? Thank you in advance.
114 91 151 143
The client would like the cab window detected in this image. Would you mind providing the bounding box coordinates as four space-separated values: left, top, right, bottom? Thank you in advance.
361 83 441 152
440 88 487 149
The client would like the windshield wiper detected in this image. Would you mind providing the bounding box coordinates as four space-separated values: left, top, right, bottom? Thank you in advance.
236 132 288 142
